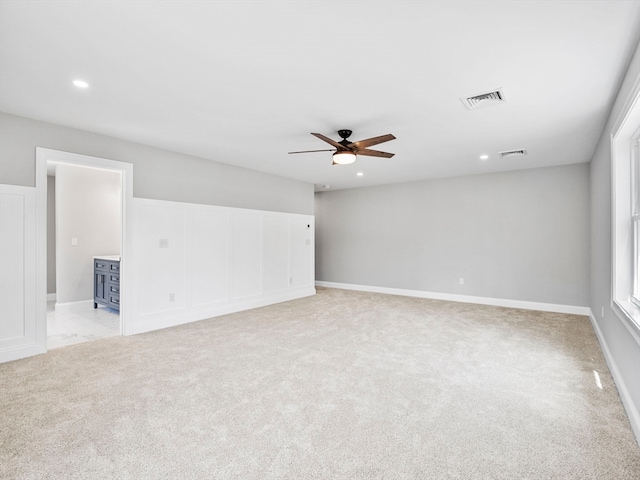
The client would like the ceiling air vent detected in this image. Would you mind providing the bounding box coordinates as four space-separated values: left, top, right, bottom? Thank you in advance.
499 149 527 158
460 88 506 110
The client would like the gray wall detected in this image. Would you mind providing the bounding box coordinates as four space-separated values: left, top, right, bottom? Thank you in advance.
316 163 590 307
55 164 121 304
589 39 640 435
0 112 314 215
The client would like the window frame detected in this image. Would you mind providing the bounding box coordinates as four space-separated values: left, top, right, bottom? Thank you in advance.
611 76 640 334
633 130 640 308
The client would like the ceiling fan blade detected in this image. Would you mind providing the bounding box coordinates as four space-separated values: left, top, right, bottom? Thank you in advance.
288 148 336 154
311 132 346 150
351 134 396 150
357 148 395 158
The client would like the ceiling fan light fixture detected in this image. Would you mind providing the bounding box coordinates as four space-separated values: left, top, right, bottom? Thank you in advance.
290 130 395 164
332 151 356 165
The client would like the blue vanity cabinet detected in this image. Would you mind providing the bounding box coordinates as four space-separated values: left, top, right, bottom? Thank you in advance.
94 257 120 311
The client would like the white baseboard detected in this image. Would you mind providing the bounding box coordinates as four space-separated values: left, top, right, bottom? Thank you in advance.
54 299 94 311
315 281 590 315
0 342 46 363
588 310 640 446
128 287 316 336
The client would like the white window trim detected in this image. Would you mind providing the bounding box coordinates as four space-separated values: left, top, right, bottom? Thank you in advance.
611 74 640 335
632 131 640 307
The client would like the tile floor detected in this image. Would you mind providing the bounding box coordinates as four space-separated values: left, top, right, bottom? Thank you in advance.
47 301 120 349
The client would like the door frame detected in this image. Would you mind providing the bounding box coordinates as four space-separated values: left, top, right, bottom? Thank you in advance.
36 148 134 349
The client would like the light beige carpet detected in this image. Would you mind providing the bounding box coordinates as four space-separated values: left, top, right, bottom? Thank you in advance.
1 287 639 479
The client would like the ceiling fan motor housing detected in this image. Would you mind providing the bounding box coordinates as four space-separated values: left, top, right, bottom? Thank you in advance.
338 129 353 140
337 130 353 148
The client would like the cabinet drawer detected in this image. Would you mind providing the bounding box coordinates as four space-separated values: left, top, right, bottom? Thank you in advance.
109 294 120 306
110 262 120 273
109 274 120 285
95 260 110 271
109 284 120 294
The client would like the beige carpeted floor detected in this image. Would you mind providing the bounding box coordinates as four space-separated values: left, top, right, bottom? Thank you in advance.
1 287 639 479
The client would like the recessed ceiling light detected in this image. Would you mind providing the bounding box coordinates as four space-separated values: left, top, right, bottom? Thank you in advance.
357 172 364 176
480 154 489 160
72 79 89 88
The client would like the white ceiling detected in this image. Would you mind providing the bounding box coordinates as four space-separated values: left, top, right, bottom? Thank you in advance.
2 1 640 191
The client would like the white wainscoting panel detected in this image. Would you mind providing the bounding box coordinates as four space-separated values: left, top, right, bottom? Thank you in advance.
131 198 315 334
290 218 314 288
263 215 290 294
135 203 187 315
0 185 43 362
189 208 229 306
231 212 263 300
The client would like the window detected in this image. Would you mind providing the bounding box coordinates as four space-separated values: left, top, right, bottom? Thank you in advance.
612 79 640 331
633 130 640 306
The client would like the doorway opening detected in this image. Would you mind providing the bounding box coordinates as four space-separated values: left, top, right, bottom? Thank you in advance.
46 163 122 348
36 148 133 352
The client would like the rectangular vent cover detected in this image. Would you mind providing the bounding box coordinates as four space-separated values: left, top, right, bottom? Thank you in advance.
461 88 506 110
499 149 527 158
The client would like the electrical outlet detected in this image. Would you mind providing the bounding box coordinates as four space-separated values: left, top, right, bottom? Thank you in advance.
459 278 464 285
601 306 604 318
159 238 169 248
169 293 175 302
71 237 78 246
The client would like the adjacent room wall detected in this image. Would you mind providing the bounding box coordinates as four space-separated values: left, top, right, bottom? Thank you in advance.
589 39 640 442
55 164 121 304
0 111 314 215
315 163 590 308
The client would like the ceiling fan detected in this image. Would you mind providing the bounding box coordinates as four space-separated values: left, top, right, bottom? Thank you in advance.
288 129 396 165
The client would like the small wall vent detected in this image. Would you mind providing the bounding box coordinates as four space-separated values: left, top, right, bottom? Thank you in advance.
460 88 506 110
499 149 527 158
